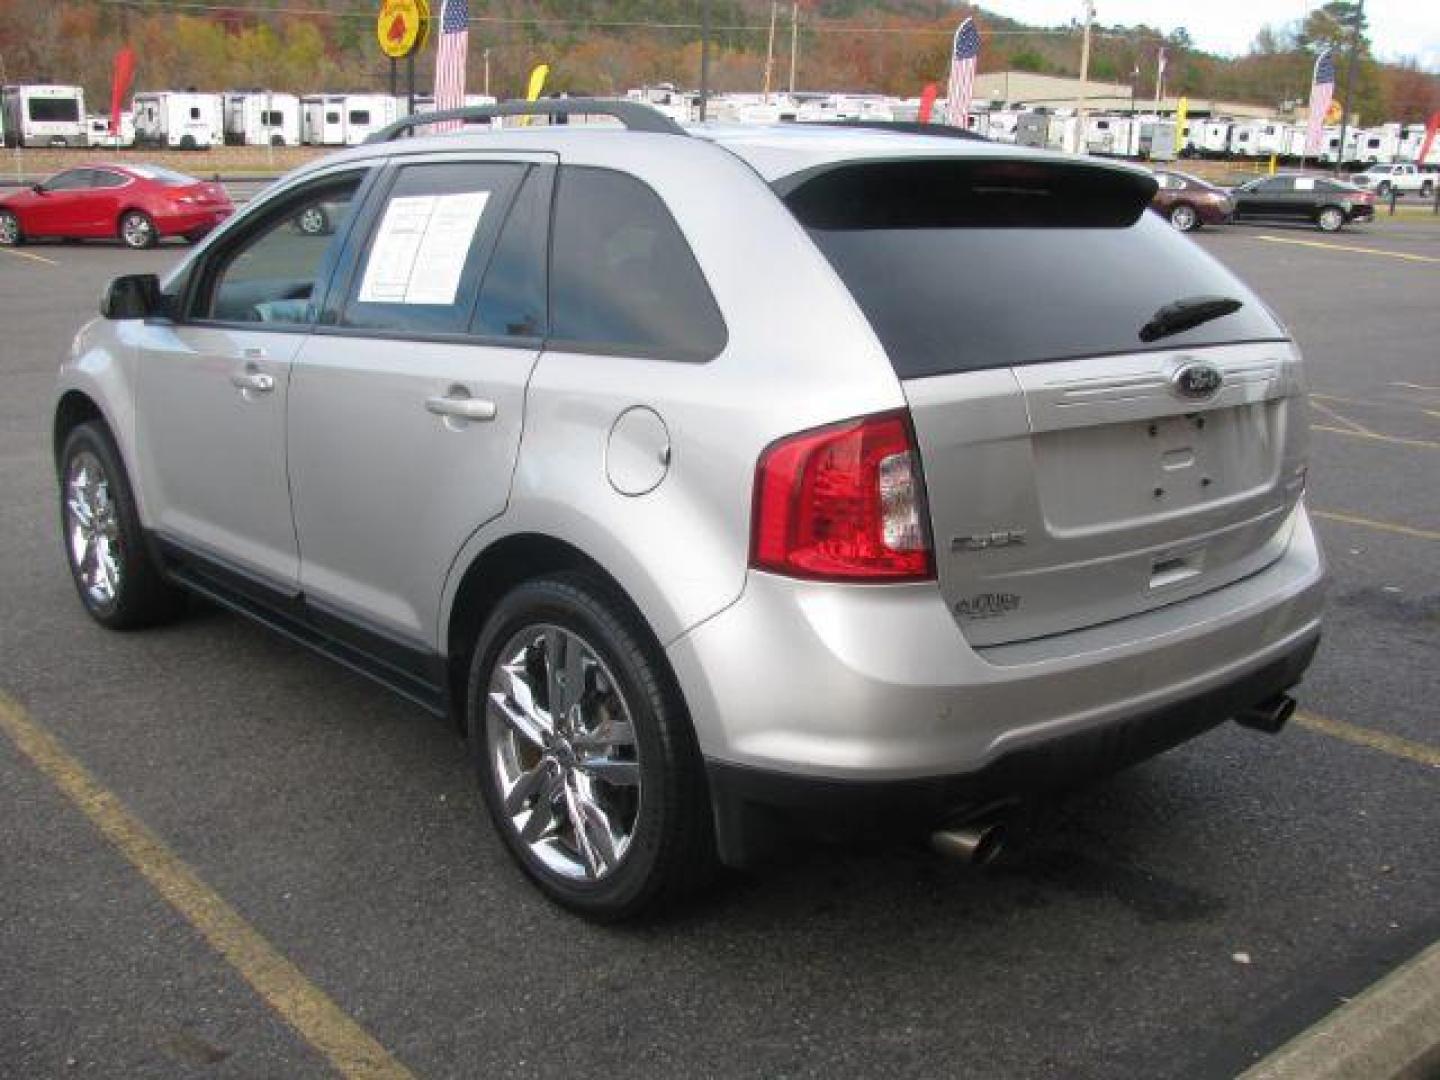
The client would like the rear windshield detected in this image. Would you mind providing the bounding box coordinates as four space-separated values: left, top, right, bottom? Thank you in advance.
127 164 199 186
784 158 1286 378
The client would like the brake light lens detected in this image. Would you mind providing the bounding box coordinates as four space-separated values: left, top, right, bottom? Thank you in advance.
751 411 934 581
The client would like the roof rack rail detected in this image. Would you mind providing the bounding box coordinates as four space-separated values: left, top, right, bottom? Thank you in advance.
367 98 687 143
815 119 990 142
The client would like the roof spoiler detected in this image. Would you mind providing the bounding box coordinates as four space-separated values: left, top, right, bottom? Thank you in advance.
366 98 687 143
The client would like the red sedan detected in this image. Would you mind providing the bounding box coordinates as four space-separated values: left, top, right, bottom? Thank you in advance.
0 163 233 249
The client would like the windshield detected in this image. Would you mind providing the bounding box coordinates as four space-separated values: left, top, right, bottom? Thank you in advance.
784 158 1286 378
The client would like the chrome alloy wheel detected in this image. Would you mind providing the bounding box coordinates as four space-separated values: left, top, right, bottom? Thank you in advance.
486 625 641 881
121 213 154 248
297 207 327 235
65 450 122 607
0 212 19 245
1169 203 1198 232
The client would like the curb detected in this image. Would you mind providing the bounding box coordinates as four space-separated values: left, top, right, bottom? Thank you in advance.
1241 938 1440 1080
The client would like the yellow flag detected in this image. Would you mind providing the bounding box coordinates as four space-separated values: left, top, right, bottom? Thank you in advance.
1174 95 1188 141
517 64 550 126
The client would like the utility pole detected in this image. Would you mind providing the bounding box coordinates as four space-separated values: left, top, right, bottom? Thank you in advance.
700 0 711 121
483 48 491 98
763 0 778 101
788 1 799 94
1334 0 1364 176
1072 0 1094 154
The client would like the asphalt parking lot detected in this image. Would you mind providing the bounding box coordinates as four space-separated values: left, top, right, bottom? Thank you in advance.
2 217 1437 1079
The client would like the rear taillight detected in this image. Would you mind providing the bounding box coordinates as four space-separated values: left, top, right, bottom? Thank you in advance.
751 410 934 582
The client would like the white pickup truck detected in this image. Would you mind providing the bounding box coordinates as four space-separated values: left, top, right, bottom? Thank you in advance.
1348 164 1435 197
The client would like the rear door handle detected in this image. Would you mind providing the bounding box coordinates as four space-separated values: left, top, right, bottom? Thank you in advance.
425 394 497 422
230 369 275 393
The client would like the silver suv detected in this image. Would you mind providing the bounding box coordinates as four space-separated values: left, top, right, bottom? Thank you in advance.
53 101 1325 919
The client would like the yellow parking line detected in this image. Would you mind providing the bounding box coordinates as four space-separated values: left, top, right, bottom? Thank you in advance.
1307 398 1375 435
0 692 414 1080
1311 510 1440 542
1255 234 1440 264
0 246 57 265
1311 424 1440 450
1294 711 1440 770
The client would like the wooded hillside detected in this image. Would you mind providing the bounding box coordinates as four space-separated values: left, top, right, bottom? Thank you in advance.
1 0 1436 124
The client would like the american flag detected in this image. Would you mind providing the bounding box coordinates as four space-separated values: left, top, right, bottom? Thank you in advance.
1304 49 1335 157
432 0 470 132
943 18 981 129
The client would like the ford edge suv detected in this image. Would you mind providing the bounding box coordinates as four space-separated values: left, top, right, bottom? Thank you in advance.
52 101 1325 920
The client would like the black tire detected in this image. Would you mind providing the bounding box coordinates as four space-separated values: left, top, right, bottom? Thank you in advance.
179 133 197 151
1421 181 1435 198
294 206 329 236
467 572 716 921
1376 180 1391 197
119 210 157 249
58 421 187 630
0 209 23 246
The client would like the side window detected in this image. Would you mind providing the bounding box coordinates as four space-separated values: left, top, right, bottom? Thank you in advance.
1261 177 1294 193
473 166 551 339
349 110 370 126
196 173 363 325
339 162 523 336
326 111 340 124
44 170 92 191
549 167 727 361
89 170 127 189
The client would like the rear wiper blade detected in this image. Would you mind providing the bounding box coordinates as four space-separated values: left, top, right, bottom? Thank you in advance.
1139 295 1243 343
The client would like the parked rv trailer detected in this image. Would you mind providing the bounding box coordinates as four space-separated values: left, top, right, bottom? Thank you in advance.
85 112 135 149
1354 123 1401 165
1229 120 1292 159
301 95 345 145
2 84 86 147
223 92 300 146
336 94 397 143
1014 111 1049 148
132 92 223 148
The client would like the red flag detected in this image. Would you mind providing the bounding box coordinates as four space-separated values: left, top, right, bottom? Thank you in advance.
110 48 135 136
1418 111 1440 169
918 83 938 124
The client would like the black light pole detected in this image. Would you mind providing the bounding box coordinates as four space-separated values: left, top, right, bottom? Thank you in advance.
700 0 711 121
1334 0 1364 175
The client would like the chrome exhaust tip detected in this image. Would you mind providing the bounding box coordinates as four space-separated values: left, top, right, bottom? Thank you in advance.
1235 693 1298 735
930 820 1007 866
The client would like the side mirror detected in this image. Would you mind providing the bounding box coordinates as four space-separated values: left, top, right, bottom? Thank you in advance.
100 274 164 320
31 183 46 194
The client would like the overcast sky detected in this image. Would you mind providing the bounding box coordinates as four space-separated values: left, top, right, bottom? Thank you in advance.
976 1 1440 69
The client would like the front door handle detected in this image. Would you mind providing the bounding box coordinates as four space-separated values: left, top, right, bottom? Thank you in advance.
425 394 497 422
230 369 275 393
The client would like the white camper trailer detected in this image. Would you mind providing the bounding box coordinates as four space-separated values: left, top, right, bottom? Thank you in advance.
301 95 346 145
1354 123 1401 165
1191 119 1232 158
1397 124 1440 167
85 112 136 149
336 94 397 143
1229 120 1291 159
2 84 86 147
223 92 301 146
132 92 223 148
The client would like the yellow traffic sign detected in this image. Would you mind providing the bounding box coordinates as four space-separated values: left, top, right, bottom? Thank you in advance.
378 0 426 60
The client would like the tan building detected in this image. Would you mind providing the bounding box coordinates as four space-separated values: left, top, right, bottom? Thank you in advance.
973 71 1277 119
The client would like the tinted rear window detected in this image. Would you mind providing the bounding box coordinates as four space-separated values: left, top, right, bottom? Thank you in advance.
785 159 1285 378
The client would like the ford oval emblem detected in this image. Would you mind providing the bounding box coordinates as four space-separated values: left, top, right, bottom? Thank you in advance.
1171 361 1224 401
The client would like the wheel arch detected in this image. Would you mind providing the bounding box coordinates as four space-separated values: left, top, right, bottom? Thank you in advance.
53 389 108 468
443 533 673 732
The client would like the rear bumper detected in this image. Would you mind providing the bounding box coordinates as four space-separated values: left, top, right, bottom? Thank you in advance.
705 628 1317 864
155 207 233 236
670 504 1324 782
